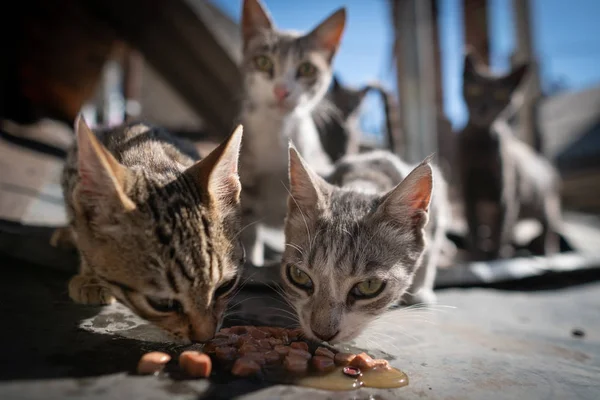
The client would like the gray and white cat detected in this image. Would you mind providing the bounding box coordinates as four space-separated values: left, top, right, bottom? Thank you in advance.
458 48 562 260
280 146 448 343
238 0 346 266
58 117 245 343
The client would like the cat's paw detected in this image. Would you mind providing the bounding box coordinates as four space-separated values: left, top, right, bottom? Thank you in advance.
50 227 76 249
68 274 115 305
403 289 437 306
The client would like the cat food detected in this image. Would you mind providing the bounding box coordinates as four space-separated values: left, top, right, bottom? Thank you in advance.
342 366 362 377
179 351 212 378
231 358 262 377
135 325 408 391
334 352 356 366
137 352 171 375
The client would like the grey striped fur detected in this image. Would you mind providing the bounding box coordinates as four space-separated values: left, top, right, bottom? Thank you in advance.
281 148 449 343
60 118 244 343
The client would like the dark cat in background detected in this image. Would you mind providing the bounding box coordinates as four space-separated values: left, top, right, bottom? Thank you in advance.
315 76 401 162
457 48 562 261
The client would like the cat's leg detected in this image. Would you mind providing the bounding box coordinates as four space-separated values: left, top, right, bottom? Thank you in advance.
50 226 76 249
464 196 482 260
68 259 115 305
540 193 562 255
497 198 519 259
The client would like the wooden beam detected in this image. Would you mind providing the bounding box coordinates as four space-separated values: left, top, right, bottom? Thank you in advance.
512 0 542 151
391 0 438 163
82 0 241 138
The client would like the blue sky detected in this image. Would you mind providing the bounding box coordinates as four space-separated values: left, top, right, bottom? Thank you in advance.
213 0 600 134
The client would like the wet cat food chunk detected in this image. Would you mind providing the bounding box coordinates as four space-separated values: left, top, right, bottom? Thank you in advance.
343 366 362 377
248 327 269 339
311 355 336 373
264 350 282 364
231 358 261 377
334 352 356 366
284 355 309 374
241 352 266 365
179 351 212 378
137 352 171 375
290 341 309 352
274 345 290 356
215 346 238 361
350 352 375 369
314 347 335 359
373 359 391 369
239 344 259 355
288 347 312 360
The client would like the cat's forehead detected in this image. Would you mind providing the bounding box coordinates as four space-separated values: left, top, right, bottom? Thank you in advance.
245 29 322 60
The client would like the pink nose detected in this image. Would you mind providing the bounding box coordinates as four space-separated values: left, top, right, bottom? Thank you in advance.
273 85 289 102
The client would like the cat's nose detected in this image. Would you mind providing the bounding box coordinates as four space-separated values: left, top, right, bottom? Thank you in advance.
312 329 339 343
273 84 290 102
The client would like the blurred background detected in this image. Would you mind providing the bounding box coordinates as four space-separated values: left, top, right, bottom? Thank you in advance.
1 0 599 271
3 0 600 209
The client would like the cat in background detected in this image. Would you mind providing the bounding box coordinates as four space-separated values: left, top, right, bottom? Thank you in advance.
280 146 449 343
238 0 346 266
458 48 562 261
315 76 403 163
59 117 245 343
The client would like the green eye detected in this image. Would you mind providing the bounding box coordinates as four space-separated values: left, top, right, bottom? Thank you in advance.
351 278 386 299
286 264 313 291
466 84 482 96
146 296 183 313
297 62 317 78
254 55 273 72
493 89 510 100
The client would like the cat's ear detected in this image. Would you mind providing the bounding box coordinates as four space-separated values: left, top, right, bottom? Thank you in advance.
332 75 341 90
377 155 433 229
288 144 330 211
75 115 135 211
307 8 346 58
185 125 243 209
463 46 480 77
242 0 274 46
506 63 529 89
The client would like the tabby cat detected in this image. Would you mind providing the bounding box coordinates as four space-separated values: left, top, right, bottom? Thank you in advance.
281 146 446 343
238 0 346 266
458 48 562 260
60 117 245 343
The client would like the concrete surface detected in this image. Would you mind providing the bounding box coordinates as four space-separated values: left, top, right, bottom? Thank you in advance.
0 257 599 400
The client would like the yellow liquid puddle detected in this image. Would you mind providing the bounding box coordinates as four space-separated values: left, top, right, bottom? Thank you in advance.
296 366 409 391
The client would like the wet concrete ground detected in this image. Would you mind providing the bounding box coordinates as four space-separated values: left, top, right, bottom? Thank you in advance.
1 257 599 400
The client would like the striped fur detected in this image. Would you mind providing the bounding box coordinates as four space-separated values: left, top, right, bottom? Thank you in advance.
281 148 449 343
60 118 244 343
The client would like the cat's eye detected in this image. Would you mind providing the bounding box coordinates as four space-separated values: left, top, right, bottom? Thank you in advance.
214 275 239 298
493 89 510 100
146 296 184 313
286 264 313 291
297 62 317 78
466 85 482 96
350 279 386 299
254 55 274 73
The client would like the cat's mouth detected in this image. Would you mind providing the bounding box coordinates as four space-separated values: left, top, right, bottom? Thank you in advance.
269 100 294 113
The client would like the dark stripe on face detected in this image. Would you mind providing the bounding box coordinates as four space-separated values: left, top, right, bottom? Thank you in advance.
166 269 179 293
175 256 194 282
357 292 395 313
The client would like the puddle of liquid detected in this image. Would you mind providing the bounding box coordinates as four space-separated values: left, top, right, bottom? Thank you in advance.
296 366 409 391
